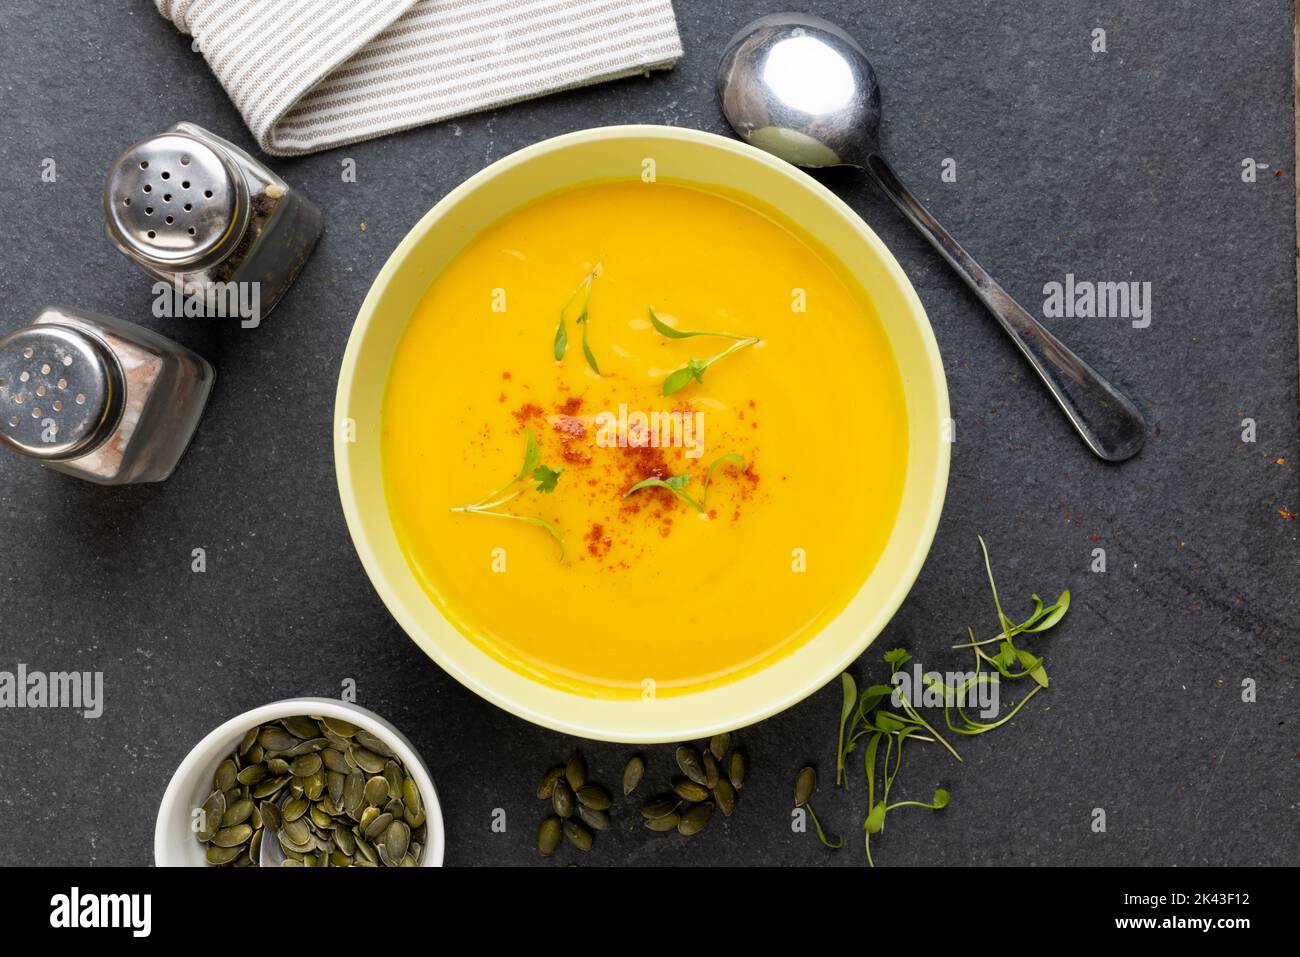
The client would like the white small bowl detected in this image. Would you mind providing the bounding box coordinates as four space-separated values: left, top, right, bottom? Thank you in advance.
155 697 444 866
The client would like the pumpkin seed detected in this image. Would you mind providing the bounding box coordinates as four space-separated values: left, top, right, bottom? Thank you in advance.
383 760 404 798
213 824 253 848
641 795 679 819
251 774 291 800
702 751 720 789
552 779 575 819
321 717 358 737
222 798 254 827
259 800 281 832
282 797 309 822
358 806 380 832
289 753 322 777
355 729 394 757
709 733 731 761
214 758 238 792
577 805 610 830
364 776 389 807
673 778 710 803
622 755 645 796
266 757 291 776
677 802 714 836
303 768 325 801
206 844 241 865
334 826 356 855
237 727 259 756
794 766 816 808
258 728 297 752
198 791 224 842
236 764 267 786
322 748 350 774
676 746 707 786
288 737 330 757
364 812 394 841
713 777 737 817
328 770 345 806
249 828 263 862
565 752 587 790
644 812 680 832
343 770 365 815
538 816 562 855
563 820 593 850
350 746 386 774
729 750 747 790
282 715 321 740
383 820 411 860
576 784 611 810
537 766 565 799
310 804 333 829
402 778 422 818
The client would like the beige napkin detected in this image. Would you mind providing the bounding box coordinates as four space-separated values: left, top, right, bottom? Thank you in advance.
155 0 684 156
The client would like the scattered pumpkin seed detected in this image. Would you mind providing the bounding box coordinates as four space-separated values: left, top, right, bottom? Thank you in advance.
641 796 679 820
538 816 562 855
563 820 593 850
552 779 575 819
576 784 611 810
713 777 737 817
644 812 680 832
729 750 747 790
577 805 610 830
565 752 588 791
702 751 720 789
709 733 731 761
676 746 707 786
673 778 710 803
677 802 714 836
622 755 645 795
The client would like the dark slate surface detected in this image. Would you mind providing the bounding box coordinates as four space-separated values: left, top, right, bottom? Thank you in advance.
0 0 1294 867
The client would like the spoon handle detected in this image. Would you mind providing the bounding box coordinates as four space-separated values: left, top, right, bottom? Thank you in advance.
864 156 1146 462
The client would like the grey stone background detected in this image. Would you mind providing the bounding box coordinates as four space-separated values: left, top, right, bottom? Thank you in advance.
0 0 1294 866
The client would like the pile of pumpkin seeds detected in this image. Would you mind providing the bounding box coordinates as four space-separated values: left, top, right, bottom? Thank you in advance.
637 734 746 836
194 715 427 867
536 751 613 855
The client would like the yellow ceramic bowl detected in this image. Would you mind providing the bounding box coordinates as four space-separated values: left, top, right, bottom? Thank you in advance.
335 125 949 743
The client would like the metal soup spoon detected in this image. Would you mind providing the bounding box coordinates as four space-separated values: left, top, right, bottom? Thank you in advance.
718 13 1146 462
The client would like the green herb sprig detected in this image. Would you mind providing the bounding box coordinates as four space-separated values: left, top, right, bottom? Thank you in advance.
554 264 601 374
623 454 745 513
648 308 759 396
815 537 1072 865
450 429 566 556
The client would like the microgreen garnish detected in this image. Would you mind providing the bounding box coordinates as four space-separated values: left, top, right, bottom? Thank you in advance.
554 264 601 373
808 537 1072 865
648 307 759 396
623 454 745 513
624 473 704 512
702 453 743 506
450 428 566 556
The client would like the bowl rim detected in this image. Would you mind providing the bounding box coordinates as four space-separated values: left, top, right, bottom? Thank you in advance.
335 124 950 742
154 697 445 866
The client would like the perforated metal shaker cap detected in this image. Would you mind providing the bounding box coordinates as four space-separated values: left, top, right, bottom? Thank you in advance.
104 131 248 272
0 325 123 460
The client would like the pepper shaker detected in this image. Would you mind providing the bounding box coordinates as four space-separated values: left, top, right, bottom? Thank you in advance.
0 306 214 485
103 122 322 321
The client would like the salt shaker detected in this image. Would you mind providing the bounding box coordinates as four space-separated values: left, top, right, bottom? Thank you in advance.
103 122 322 321
0 306 214 485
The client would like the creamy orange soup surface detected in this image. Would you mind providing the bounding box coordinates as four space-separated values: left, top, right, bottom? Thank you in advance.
382 180 907 698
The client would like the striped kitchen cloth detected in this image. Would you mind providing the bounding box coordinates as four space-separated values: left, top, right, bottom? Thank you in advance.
154 0 684 156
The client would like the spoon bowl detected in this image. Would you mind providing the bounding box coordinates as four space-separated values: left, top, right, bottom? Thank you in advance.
719 13 1146 462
